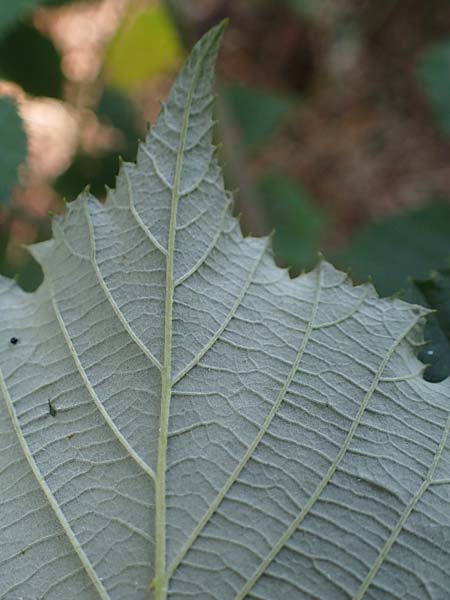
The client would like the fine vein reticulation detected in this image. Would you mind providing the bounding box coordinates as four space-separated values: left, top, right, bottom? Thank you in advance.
0 21 450 600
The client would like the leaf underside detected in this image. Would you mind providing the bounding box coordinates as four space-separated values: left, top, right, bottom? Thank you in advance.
1 23 450 600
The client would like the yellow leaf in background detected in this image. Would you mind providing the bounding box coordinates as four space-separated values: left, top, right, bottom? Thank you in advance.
105 3 183 91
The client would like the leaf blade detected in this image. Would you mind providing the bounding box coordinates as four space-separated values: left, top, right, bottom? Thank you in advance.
0 23 449 600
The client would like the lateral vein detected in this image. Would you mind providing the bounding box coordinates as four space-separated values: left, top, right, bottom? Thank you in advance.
353 414 450 600
124 165 168 256
235 313 427 599
165 262 324 582
45 274 156 481
172 239 269 386
0 367 110 600
82 201 163 371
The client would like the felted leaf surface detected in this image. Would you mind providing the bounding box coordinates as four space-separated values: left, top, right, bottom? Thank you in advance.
1 23 450 600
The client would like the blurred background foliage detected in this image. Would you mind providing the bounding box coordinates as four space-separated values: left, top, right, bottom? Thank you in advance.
0 0 449 381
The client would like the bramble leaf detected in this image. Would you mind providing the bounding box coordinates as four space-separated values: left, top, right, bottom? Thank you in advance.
1 23 449 600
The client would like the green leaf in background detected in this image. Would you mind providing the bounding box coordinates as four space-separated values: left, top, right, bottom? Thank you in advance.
0 0 43 39
404 268 450 383
334 201 450 296
0 97 27 204
1 22 450 600
0 23 63 98
55 152 120 201
286 0 326 19
56 88 141 201
223 83 291 150
417 40 450 136
335 201 450 382
0 0 75 40
257 171 326 270
105 4 183 92
96 86 140 159
0 247 44 293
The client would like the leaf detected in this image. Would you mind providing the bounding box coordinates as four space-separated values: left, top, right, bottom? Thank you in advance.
55 151 121 201
404 268 450 383
417 40 450 136
0 23 63 99
56 87 140 202
222 84 291 150
334 201 450 296
286 0 327 19
104 4 183 92
334 202 450 383
0 0 40 39
1 22 450 600
96 86 140 156
0 0 74 40
0 96 27 204
335 201 450 382
257 171 327 271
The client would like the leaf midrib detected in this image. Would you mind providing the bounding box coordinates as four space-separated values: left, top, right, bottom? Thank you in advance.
153 48 208 600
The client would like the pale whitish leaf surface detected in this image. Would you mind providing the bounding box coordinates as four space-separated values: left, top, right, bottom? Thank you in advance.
1 23 450 600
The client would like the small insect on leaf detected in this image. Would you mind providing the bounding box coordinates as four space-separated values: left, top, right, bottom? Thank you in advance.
48 400 57 417
9 337 18 345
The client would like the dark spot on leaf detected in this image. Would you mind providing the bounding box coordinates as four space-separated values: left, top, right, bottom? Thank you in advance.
48 400 57 417
10 337 19 345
